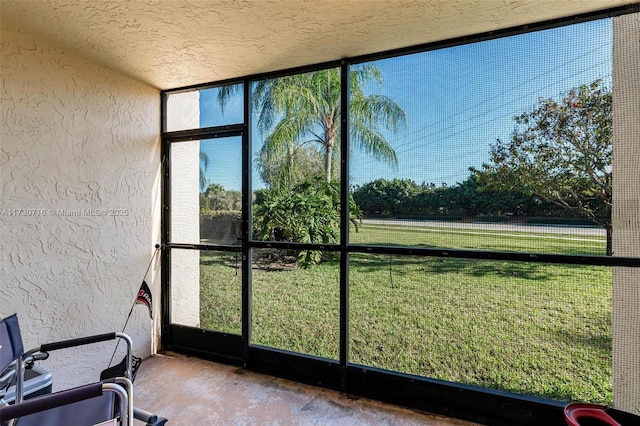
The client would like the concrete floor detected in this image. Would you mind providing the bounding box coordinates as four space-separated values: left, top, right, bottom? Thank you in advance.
133 352 481 426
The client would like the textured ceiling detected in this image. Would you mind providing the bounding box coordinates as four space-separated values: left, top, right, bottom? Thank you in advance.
1 0 637 90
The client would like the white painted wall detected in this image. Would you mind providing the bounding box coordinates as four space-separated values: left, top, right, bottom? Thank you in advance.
612 11 640 415
0 19 161 390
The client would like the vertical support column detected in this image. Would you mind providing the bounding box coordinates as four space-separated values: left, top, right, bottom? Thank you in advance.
242 79 252 365
339 60 350 391
612 11 640 414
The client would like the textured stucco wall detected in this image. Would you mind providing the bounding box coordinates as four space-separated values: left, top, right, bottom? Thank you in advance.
0 19 161 390
612 12 640 414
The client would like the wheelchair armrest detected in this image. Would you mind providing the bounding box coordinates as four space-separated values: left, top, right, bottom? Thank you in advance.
39 333 117 352
0 382 104 420
29 332 133 378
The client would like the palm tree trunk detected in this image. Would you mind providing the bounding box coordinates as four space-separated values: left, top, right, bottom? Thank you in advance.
325 122 336 181
325 145 333 182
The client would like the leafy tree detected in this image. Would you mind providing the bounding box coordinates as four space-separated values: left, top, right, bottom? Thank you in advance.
220 66 406 184
453 172 541 218
255 144 327 189
253 176 361 267
203 183 242 211
474 80 612 254
411 184 460 217
352 178 420 217
200 192 212 213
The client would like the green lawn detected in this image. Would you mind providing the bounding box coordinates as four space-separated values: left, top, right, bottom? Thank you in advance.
199 223 612 404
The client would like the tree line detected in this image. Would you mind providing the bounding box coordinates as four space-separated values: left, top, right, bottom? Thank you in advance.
351 175 605 224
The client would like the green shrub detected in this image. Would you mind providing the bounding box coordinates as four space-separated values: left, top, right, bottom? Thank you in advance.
254 177 361 267
200 210 242 244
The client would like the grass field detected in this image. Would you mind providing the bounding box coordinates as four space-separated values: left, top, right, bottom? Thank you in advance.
198 223 612 404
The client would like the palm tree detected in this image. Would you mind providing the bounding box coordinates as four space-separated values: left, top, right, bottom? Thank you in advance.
199 150 209 191
220 65 406 183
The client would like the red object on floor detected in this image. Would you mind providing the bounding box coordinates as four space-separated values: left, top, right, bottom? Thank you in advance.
564 403 622 426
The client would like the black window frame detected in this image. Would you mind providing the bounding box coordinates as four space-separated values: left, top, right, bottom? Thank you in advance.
160 5 640 425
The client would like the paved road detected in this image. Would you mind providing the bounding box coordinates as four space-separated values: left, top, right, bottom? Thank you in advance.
362 218 606 237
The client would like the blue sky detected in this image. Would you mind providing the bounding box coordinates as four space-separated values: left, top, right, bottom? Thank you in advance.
198 18 612 192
